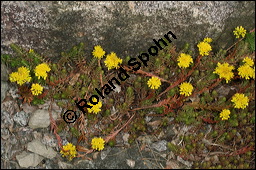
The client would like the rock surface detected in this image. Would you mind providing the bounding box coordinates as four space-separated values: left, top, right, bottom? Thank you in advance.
27 139 57 159
28 109 58 129
1 63 9 81
1 64 9 103
1 1 255 59
1 81 8 103
151 140 167 152
16 151 44 168
13 111 29 126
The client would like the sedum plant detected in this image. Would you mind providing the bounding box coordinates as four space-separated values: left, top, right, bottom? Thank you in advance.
2 26 255 167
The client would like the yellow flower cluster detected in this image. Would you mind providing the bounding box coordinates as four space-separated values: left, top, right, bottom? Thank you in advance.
104 52 123 70
213 62 234 83
87 98 103 114
91 137 105 151
34 63 51 80
147 77 161 89
233 26 246 39
238 64 255 80
177 53 193 68
231 93 249 109
31 83 43 96
243 57 254 67
238 57 255 80
219 109 231 120
60 142 77 161
203 37 213 43
179 82 193 97
197 41 212 56
92 45 106 59
9 66 31 85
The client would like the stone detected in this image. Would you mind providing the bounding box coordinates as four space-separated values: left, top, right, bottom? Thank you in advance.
1 81 8 103
100 147 111 160
20 103 38 114
166 125 176 140
13 111 29 126
126 159 135 168
27 139 57 159
1 64 9 103
151 140 167 152
177 156 193 168
16 151 44 168
28 109 58 129
1 110 14 128
1 63 9 81
42 133 57 148
1 2 255 59
58 161 73 169
122 133 130 145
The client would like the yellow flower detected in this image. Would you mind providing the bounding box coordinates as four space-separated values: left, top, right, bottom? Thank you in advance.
31 83 43 96
91 137 105 151
197 41 212 56
179 82 193 97
243 57 254 67
29 49 34 53
213 62 234 83
238 64 255 80
203 37 213 43
231 93 249 109
34 63 51 80
253 67 255 79
9 66 31 85
87 98 102 114
92 45 106 59
60 142 77 161
233 26 246 39
104 52 122 70
219 109 231 120
9 72 19 83
147 77 161 89
177 53 193 68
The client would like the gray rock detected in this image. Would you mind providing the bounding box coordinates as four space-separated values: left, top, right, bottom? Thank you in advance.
16 151 44 168
58 161 73 169
1 64 9 103
27 139 57 159
1 63 9 81
151 140 167 152
126 159 136 168
42 133 57 148
122 133 130 146
166 125 176 140
13 111 29 126
1 81 8 103
74 145 166 169
28 109 58 129
1 1 255 59
1 110 14 127
100 147 111 160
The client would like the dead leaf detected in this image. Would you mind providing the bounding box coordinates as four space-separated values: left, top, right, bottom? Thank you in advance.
69 73 80 86
93 152 99 160
76 145 90 152
140 143 147 151
21 103 38 114
147 120 162 129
